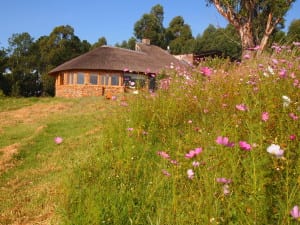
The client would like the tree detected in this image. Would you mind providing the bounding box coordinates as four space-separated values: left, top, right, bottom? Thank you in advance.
165 16 194 54
206 0 296 55
115 37 136 50
6 32 41 96
134 4 165 47
0 48 10 95
38 25 90 96
91 36 107 49
194 24 241 60
287 19 300 42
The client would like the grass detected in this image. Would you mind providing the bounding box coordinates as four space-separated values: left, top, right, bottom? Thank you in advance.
0 44 300 224
0 97 119 224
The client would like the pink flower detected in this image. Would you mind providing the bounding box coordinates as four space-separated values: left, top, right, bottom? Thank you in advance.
236 104 248 111
279 68 287 78
192 161 200 167
127 128 134 131
261 112 269 122
293 42 300 47
170 159 178 165
162 169 171 177
54 137 63 144
185 148 203 159
290 134 297 140
187 169 194 179
188 120 193 124
243 54 250 59
289 113 299 120
239 141 252 151
272 58 279 65
290 205 300 219
223 184 230 195
215 136 235 147
216 177 232 184
248 45 260 51
157 151 170 159
200 67 212 77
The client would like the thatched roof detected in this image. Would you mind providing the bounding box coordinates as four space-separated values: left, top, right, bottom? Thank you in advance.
49 43 186 75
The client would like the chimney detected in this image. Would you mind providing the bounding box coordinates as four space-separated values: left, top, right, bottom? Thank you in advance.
142 38 151 45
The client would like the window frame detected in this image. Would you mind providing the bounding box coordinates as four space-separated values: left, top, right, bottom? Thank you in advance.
77 72 85 85
89 73 98 85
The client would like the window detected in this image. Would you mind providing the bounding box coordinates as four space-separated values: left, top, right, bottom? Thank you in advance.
77 73 85 84
67 73 74 84
124 73 146 88
90 74 98 85
59 73 64 85
101 75 109 85
111 75 119 86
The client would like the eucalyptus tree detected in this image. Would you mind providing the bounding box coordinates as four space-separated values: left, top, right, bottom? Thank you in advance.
7 32 41 96
0 48 9 95
134 4 166 47
91 36 107 49
115 37 136 50
166 16 194 54
206 0 296 55
38 25 90 96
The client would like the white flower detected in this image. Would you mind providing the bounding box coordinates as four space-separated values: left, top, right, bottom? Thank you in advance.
267 66 274 75
282 95 291 107
267 144 284 157
187 169 194 179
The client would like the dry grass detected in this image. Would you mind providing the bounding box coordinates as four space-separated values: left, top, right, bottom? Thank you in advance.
0 96 113 225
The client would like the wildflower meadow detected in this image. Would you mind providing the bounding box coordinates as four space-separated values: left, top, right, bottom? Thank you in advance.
57 43 300 224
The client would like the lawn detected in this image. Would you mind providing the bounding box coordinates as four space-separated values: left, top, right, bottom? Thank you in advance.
0 96 120 224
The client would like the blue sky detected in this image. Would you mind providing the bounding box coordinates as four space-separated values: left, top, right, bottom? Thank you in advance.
0 0 299 48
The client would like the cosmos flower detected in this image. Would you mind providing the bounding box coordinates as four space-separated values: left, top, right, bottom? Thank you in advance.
236 104 248 111
200 67 212 77
215 136 235 147
266 144 284 157
54 137 63 144
187 169 195 179
289 113 298 120
290 205 300 220
223 184 230 195
261 112 269 122
162 169 171 177
290 134 296 140
192 161 200 167
239 141 252 151
243 54 250 59
157 151 170 159
216 177 232 184
282 95 291 107
185 148 203 159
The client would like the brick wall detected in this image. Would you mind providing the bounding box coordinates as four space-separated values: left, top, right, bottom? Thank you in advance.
55 85 124 98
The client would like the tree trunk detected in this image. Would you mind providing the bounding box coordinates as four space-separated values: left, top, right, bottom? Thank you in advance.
257 13 279 54
259 34 270 53
238 22 256 57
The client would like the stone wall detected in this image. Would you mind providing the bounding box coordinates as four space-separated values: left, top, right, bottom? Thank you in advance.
55 85 124 98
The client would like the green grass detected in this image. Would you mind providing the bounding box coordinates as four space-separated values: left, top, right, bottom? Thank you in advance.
1 45 300 224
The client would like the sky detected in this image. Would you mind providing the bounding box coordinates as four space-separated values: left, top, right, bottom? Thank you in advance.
0 0 299 48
